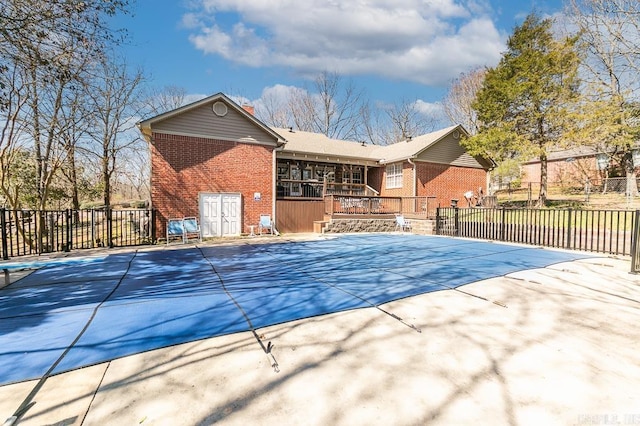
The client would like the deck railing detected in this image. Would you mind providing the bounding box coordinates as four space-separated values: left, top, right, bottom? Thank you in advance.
325 195 437 217
0 208 155 259
278 181 379 198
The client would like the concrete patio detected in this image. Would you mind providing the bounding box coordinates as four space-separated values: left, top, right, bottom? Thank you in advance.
1 242 639 426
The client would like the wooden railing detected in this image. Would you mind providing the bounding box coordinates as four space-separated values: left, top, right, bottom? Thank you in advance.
325 195 437 217
277 181 378 198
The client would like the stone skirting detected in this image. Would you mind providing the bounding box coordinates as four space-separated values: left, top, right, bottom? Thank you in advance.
323 218 436 234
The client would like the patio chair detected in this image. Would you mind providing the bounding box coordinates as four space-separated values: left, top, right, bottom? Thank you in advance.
395 214 412 232
167 218 185 244
258 214 274 235
183 217 202 243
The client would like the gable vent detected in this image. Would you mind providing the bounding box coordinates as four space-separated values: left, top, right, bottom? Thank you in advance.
212 101 228 117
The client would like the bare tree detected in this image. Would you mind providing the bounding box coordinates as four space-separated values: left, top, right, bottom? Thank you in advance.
567 0 640 196
0 0 132 208
442 67 486 135
0 65 31 209
0 0 130 110
59 84 93 210
85 54 145 207
385 98 438 141
361 99 438 145
144 85 188 116
288 71 369 140
258 87 296 128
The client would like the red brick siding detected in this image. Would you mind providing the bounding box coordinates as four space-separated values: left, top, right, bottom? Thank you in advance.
416 162 486 207
378 162 415 197
151 132 273 237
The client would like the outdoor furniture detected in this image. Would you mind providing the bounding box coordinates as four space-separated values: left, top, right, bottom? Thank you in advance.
183 217 202 243
166 218 185 244
258 214 274 235
395 214 412 232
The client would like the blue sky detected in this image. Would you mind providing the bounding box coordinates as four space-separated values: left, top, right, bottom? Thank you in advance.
113 0 565 121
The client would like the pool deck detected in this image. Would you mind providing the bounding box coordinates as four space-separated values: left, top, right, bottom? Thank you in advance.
1 235 640 426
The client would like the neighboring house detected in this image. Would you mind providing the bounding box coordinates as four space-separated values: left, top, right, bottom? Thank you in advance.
138 93 493 238
521 146 603 187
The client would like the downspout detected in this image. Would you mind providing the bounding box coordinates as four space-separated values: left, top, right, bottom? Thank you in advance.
137 124 154 239
407 157 417 197
273 143 285 228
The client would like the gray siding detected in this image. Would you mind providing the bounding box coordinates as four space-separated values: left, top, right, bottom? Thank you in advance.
417 135 485 168
153 101 277 145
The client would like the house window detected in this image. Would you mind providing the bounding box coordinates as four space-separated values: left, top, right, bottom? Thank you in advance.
352 168 362 184
386 163 403 189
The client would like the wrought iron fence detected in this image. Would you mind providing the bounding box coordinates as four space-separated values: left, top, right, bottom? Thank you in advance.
436 207 639 259
0 208 155 259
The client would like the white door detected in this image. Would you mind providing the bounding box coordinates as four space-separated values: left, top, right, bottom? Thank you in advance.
199 193 242 237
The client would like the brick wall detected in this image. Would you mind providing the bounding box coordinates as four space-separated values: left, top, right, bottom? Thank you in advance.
378 162 415 197
416 162 486 208
150 132 274 238
522 157 598 185
369 161 486 205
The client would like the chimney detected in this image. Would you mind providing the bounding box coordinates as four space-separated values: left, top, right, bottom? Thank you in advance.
242 104 255 115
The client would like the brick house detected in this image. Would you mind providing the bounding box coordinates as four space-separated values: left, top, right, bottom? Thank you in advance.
276 125 493 207
138 93 493 238
138 93 285 239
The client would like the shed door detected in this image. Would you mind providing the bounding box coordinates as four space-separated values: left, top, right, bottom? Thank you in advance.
199 193 242 237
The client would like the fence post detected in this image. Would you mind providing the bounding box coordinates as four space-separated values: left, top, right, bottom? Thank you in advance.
631 210 640 273
454 207 460 236
65 209 72 251
566 208 573 250
435 207 441 235
107 207 113 248
0 209 7 260
151 209 157 243
500 208 506 241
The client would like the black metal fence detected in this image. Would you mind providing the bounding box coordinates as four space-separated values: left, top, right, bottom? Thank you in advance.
0 208 155 259
436 207 640 262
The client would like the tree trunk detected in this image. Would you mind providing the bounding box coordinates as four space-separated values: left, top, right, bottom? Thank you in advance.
102 140 111 207
538 152 548 206
67 150 80 210
624 150 638 197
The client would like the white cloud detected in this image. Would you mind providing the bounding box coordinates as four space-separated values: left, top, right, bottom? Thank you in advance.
414 99 444 118
180 13 202 29
185 0 505 87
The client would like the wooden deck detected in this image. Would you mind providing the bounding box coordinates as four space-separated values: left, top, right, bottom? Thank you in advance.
276 195 437 233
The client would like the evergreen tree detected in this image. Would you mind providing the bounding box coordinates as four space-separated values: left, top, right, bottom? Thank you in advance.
464 14 580 205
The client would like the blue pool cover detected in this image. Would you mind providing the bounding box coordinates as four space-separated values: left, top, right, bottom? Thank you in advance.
0 234 591 385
